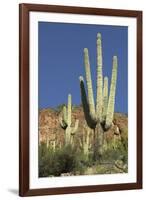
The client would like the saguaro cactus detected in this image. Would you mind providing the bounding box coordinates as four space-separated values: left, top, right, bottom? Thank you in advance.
79 124 92 159
59 94 79 145
79 33 118 157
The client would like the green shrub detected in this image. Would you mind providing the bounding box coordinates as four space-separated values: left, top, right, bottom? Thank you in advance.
39 144 87 177
39 143 56 177
101 139 128 165
39 135 128 177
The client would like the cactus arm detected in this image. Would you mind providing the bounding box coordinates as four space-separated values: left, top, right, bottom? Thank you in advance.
79 76 96 128
96 33 103 121
59 115 67 129
67 94 72 126
63 106 67 124
84 48 96 119
71 119 79 134
79 76 90 125
106 56 118 128
102 76 108 121
59 106 68 129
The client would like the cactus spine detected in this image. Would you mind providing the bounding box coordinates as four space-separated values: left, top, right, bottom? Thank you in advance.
79 33 118 157
59 94 79 145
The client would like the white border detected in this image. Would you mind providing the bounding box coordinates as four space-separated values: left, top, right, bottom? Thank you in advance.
29 12 137 189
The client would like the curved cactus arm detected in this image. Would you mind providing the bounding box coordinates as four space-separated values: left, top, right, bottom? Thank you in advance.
67 94 72 126
71 119 79 135
96 33 103 121
79 76 96 128
102 76 108 121
105 56 118 129
79 76 89 114
84 48 96 120
59 105 68 129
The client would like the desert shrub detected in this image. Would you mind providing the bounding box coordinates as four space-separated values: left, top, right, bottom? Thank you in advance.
101 139 128 165
116 141 128 164
54 145 80 175
39 143 57 177
39 144 87 177
83 152 95 167
121 127 128 152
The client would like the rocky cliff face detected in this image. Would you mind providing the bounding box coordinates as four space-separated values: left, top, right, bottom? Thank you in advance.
39 106 128 149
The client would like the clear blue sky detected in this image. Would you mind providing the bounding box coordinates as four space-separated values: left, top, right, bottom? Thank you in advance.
38 22 128 113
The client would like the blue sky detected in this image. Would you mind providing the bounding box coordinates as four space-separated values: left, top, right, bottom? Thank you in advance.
38 22 128 113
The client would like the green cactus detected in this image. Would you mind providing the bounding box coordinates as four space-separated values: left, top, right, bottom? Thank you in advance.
59 94 79 145
84 48 96 121
103 77 108 121
96 33 103 121
79 123 92 159
105 56 118 129
79 33 118 158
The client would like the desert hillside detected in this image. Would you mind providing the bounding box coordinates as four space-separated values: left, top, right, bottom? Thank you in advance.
39 106 128 177
39 106 128 150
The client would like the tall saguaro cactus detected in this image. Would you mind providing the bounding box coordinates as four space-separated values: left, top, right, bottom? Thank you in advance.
79 33 118 157
59 94 79 145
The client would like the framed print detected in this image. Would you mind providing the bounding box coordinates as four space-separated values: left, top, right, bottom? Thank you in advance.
19 3 142 197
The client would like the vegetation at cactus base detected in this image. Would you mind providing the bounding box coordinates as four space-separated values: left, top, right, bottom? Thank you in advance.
39 134 128 177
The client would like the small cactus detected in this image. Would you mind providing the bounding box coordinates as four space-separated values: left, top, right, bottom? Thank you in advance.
59 94 79 145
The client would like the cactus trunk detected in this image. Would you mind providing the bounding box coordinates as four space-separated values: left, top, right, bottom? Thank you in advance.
65 126 71 145
97 123 104 156
79 125 91 160
83 126 90 158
